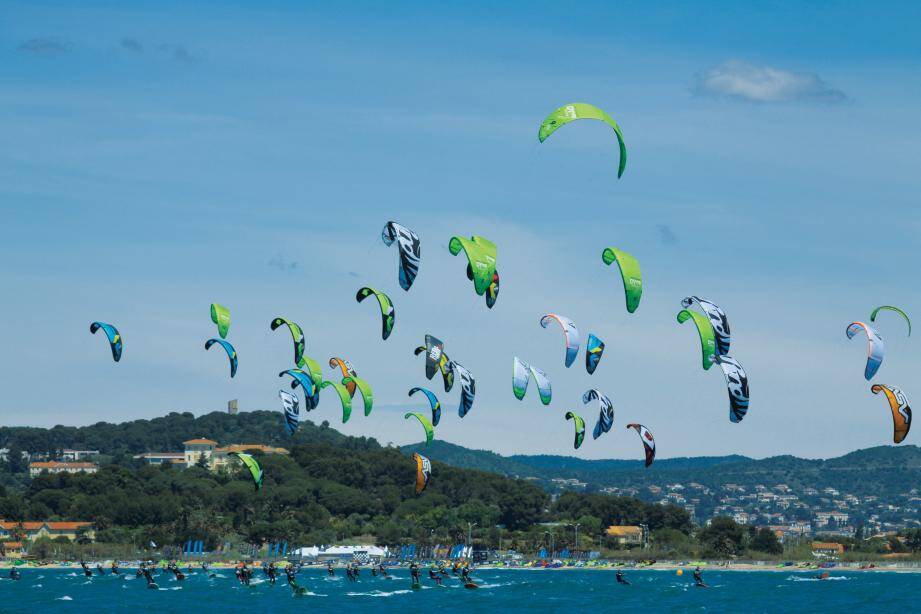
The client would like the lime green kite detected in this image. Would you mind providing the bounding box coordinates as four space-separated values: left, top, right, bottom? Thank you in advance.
538 102 627 178
231 452 263 490
448 235 498 302
343 375 373 416
210 303 231 339
677 309 716 370
320 380 353 423
870 305 911 337
270 317 306 368
404 411 435 445
602 247 642 313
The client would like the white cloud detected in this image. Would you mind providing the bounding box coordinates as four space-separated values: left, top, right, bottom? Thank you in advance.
694 60 846 103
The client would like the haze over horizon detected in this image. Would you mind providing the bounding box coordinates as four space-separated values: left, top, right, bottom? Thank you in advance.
2 1 920 460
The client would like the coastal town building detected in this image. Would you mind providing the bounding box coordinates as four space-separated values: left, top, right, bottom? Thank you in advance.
0 521 95 542
811 542 845 557
605 525 644 546
134 439 288 471
60 449 100 461
28 461 98 477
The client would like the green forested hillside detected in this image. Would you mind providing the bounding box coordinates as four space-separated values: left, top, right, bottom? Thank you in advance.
0 411 691 556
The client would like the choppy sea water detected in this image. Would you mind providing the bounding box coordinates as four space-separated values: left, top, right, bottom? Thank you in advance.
3 567 918 613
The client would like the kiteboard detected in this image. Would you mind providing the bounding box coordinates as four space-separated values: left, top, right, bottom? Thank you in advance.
147 583 159 590
464 582 479 590
411 581 421 590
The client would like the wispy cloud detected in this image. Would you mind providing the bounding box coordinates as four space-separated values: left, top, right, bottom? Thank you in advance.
119 38 143 53
694 60 846 104
18 37 72 56
268 255 299 272
157 44 196 63
657 224 679 246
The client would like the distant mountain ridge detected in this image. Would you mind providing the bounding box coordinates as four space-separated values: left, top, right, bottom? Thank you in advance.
401 440 921 498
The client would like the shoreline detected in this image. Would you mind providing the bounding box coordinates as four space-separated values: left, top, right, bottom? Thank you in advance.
3 561 919 573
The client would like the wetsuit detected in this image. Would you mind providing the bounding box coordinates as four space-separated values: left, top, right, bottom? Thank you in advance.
428 569 443 585
142 566 156 588
80 561 93 577
410 563 421 585
266 563 277 585
452 562 460 575
111 562 120 575
378 564 388 578
351 563 360 579
616 569 630 585
9 568 20 581
327 562 335 577
693 568 705 587
461 565 473 584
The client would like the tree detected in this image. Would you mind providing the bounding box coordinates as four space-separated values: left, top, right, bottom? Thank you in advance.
696 517 744 556
749 528 783 555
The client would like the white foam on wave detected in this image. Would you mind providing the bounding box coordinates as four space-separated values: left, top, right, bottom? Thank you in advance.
56 596 73 601
346 589 413 597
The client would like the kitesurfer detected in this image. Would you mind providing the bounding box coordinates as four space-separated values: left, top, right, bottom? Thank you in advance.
428 566 443 586
327 560 335 577
378 562 389 578
693 566 706 588
80 560 92 577
616 569 631 585
451 561 461 575
461 563 472 584
351 561 360 579
110 561 120 575
346 565 355 582
264 561 278 585
410 561 421 587
9 568 20 581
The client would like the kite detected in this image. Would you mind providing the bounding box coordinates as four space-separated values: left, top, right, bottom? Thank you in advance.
409 387 441 427
270 317 306 368
540 313 581 368
412 452 432 495
512 357 552 405
565 411 586 449
681 296 730 356
677 309 717 370
452 361 476 418
585 333 605 375
356 287 395 340
601 247 642 313
712 355 749 423
583 389 614 440
381 221 421 291
342 375 373 416
320 380 353 423
846 322 885 380
279 369 319 410
329 357 358 397
404 412 435 445
89 322 122 362
414 335 454 392
210 303 231 339
231 452 263 490
870 306 911 337
204 338 238 378
279 389 299 436
538 102 627 178
626 423 656 467
870 384 912 444
448 235 499 307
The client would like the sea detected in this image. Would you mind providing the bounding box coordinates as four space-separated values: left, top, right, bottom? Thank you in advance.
3 566 918 613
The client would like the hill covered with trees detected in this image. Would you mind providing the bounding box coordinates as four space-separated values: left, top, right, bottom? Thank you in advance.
0 411 691 557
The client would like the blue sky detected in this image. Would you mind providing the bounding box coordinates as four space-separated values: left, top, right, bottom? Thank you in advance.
1 1 920 459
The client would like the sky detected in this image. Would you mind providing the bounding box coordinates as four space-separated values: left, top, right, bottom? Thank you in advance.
1 1 920 460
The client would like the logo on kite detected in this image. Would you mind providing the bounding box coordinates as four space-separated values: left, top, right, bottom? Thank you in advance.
412 452 432 495
870 384 912 444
